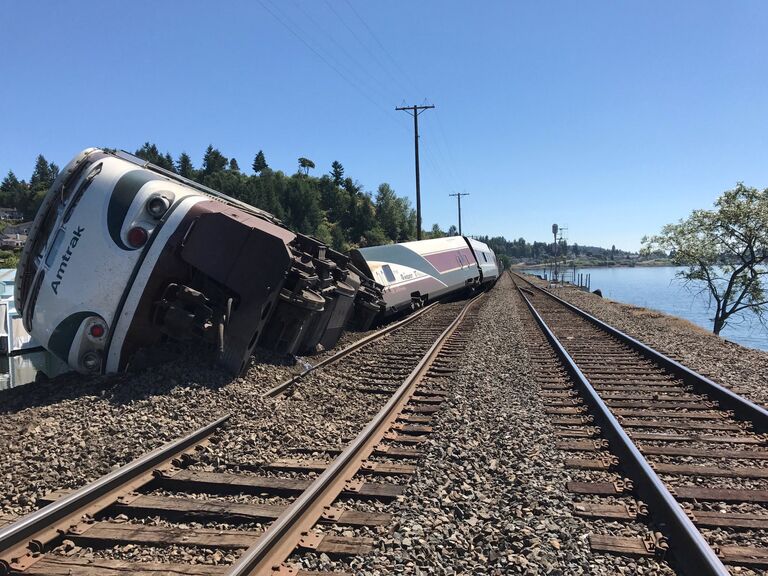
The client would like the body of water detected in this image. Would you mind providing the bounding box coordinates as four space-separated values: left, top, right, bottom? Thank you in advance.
524 266 768 352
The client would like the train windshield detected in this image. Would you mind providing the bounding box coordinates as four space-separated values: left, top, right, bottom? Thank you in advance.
16 157 95 322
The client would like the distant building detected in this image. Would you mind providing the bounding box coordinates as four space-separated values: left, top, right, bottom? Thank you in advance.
0 234 27 249
3 222 32 236
0 208 23 221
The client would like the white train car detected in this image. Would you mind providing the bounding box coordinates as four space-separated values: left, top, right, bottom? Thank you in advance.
350 236 499 317
16 148 382 376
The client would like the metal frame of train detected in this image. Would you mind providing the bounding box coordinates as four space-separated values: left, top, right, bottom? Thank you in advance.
15 148 499 376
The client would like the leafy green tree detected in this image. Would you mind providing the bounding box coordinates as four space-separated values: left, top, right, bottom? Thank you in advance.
202 145 228 176
252 150 268 173
331 160 344 186
448 224 458 236
298 157 315 176
176 152 195 179
427 223 446 239
643 183 768 334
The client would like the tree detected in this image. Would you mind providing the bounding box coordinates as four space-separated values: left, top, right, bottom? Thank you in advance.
611 244 616 260
229 158 240 171
573 243 580 257
298 157 315 176
427 224 446 239
643 183 768 335
30 155 56 192
202 145 228 175
252 150 268 173
176 152 195 179
447 224 458 236
331 161 344 186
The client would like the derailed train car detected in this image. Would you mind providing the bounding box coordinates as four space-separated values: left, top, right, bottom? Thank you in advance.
350 235 499 317
15 148 383 376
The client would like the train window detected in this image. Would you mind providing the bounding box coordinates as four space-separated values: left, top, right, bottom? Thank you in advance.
45 229 65 268
482 253 488 262
381 264 396 283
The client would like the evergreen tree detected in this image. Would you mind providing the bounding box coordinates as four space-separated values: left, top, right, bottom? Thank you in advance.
229 158 240 171
331 160 344 186
30 155 55 192
176 152 195 179
162 153 176 172
252 150 268 173
202 145 228 176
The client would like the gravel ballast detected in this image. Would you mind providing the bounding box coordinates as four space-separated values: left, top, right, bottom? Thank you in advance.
3 271 763 573
355 273 674 575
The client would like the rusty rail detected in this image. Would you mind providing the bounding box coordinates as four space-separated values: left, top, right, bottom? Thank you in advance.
262 302 439 397
0 415 230 575
228 293 483 575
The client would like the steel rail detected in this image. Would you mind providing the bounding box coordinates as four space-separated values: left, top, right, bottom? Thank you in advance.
228 294 483 575
0 414 230 574
262 302 439 397
516 285 729 575
512 272 768 432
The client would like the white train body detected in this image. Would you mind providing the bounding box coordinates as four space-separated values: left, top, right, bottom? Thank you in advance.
350 236 499 316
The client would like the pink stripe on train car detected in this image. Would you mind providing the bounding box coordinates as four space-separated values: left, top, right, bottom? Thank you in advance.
423 248 476 273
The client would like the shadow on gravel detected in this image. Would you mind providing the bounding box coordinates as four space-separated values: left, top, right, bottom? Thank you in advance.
0 341 297 415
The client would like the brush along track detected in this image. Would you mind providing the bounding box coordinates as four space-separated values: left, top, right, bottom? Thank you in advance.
0 295 484 576
511 272 768 576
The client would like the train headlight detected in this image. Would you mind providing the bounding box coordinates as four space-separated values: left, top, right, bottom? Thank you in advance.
80 351 102 373
146 195 170 219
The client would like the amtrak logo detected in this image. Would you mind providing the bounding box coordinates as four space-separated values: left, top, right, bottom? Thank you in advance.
50 227 85 295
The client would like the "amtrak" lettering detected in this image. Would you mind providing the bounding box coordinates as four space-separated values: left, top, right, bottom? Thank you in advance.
50 227 85 295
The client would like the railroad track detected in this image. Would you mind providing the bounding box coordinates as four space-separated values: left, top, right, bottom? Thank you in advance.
511 271 768 575
0 295 484 575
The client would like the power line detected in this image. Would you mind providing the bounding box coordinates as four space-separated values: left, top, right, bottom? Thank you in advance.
290 0 394 101
257 0 405 133
396 104 434 240
322 0 412 99
342 0 421 96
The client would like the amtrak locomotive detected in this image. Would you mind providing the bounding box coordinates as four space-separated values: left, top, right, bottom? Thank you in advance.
16 148 499 377
16 148 382 375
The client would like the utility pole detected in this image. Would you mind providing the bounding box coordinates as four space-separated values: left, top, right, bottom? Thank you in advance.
449 192 469 235
396 103 434 240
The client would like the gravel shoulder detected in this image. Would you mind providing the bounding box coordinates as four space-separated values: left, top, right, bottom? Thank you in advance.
521 274 768 408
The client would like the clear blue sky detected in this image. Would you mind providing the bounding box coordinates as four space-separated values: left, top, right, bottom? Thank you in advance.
2 1 766 250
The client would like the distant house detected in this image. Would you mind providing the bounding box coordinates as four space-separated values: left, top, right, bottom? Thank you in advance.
0 234 27 249
3 222 32 236
0 208 23 221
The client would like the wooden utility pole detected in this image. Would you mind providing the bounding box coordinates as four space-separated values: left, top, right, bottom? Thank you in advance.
396 103 434 240
449 192 469 235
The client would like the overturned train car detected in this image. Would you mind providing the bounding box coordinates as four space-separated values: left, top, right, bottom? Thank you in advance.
350 235 499 317
15 148 383 376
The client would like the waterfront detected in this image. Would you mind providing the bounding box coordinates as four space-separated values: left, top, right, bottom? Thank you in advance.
525 266 768 351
